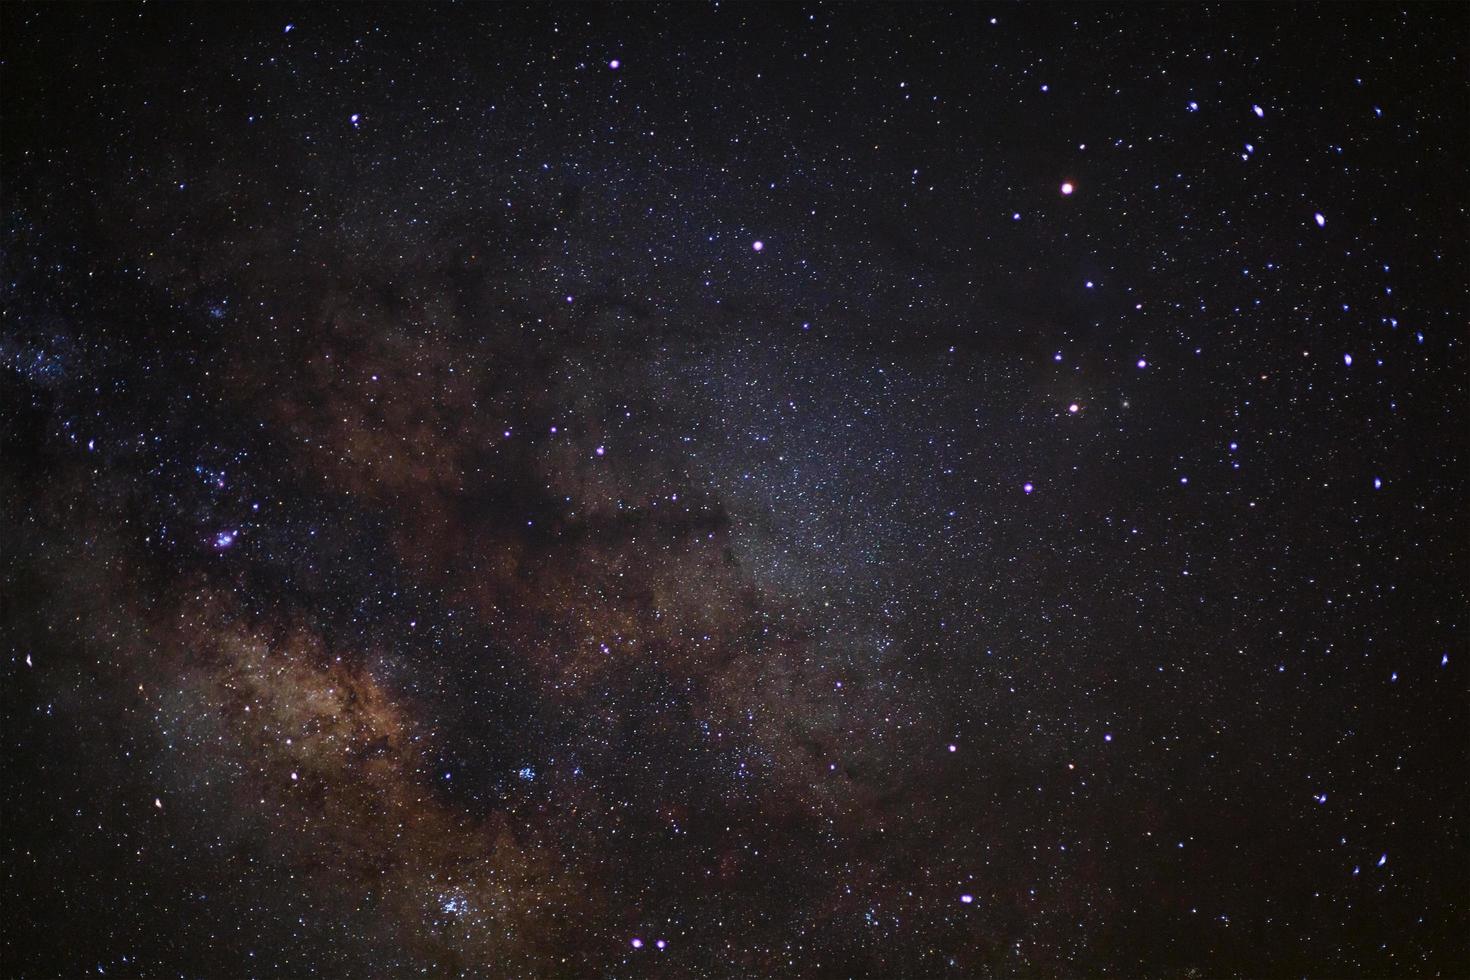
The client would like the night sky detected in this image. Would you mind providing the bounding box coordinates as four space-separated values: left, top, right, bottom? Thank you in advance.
2 4 1467 978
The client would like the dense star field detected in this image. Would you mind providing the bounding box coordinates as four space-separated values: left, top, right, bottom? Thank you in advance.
2 4 1466 977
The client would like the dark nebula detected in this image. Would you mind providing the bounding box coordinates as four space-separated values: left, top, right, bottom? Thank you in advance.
2 5 1466 977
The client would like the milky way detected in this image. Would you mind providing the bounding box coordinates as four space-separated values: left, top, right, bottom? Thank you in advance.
3 5 1467 978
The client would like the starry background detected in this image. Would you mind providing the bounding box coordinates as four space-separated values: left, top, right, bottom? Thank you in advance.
2 4 1467 978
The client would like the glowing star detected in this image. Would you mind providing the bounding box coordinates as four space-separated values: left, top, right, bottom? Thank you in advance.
947 744 957 753
609 59 621 69
1252 104 1265 118
283 23 294 33
655 940 667 950
1343 353 1353 366
1022 482 1034 495
1136 358 1148 369
1315 212 1326 227
630 938 644 949
1377 853 1387 867
213 530 237 550
1059 181 1074 196
960 894 974 904
154 798 163 809
350 113 360 126
1068 403 1079 414
1103 732 1113 742
1373 477 1382 490
594 445 606 457
752 240 764 251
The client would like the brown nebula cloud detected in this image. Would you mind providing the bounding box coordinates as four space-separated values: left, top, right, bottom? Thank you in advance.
3 465 600 974
214 268 908 821
148 597 592 973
